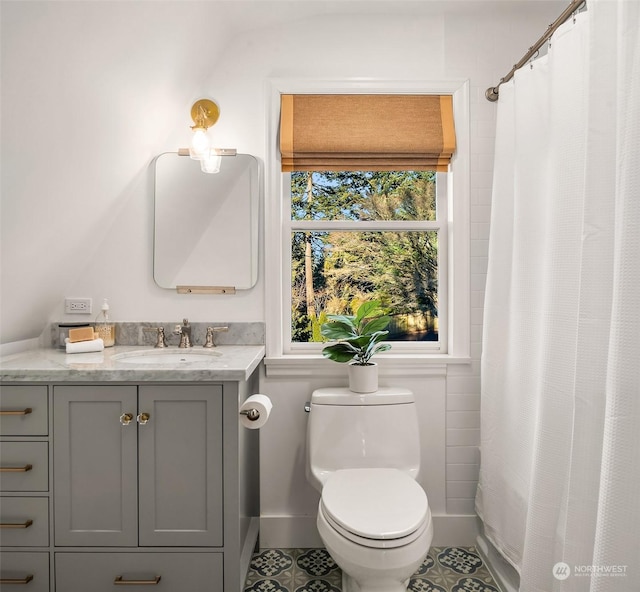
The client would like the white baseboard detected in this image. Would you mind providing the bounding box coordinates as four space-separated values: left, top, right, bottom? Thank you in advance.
259 514 480 549
260 516 323 548
432 514 480 546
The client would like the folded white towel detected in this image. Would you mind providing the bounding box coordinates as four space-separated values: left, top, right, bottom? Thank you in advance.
66 338 104 354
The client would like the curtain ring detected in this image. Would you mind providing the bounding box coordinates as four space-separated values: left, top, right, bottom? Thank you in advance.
529 48 540 69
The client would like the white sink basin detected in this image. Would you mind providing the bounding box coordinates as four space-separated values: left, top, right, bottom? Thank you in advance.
112 349 222 365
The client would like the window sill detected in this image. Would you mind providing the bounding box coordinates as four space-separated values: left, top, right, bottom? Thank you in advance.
263 353 471 378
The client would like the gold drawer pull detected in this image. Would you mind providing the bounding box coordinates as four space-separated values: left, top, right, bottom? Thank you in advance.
114 575 161 585
0 408 33 416
0 575 34 584
0 519 33 529
137 412 150 425
0 464 33 473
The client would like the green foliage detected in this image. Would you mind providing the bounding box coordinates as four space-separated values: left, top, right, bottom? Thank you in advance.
321 300 392 365
311 311 327 342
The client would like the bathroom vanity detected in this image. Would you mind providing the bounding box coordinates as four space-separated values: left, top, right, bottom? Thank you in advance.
0 345 264 592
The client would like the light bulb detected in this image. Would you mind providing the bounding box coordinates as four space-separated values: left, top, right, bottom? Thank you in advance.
190 127 212 160
200 150 222 174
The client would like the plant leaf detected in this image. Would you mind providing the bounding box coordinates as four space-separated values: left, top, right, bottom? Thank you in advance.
358 330 388 346
320 321 357 340
344 335 372 348
322 343 356 363
326 314 356 326
361 315 391 334
355 300 381 324
373 343 392 354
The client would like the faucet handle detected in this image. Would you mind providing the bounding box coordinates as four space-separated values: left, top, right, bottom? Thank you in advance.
203 326 228 348
144 326 168 348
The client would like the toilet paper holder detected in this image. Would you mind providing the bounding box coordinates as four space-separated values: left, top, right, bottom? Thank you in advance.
239 408 260 421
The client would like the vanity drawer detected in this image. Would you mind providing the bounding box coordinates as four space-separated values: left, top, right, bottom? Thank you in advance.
0 497 49 546
0 442 48 491
56 552 222 592
0 386 48 436
0 551 49 592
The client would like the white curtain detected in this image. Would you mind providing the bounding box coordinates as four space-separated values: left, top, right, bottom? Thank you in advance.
476 1 640 590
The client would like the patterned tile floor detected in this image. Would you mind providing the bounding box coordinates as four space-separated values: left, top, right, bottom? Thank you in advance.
245 547 501 592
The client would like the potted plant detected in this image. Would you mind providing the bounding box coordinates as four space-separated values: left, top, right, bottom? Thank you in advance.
321 300 392 393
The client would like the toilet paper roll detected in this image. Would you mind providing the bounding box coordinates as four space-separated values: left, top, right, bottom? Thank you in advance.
239 394 272 429
66 338 105 354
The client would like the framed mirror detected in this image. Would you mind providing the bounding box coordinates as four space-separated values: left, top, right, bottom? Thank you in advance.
153 152 259 291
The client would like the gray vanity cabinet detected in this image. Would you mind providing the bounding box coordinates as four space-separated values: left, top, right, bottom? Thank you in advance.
1 357 261 592
53 384 223 548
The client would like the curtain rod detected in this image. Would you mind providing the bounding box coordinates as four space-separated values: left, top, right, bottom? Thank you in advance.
485 0 585 101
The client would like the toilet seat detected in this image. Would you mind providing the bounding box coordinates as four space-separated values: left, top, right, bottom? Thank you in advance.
320 468 430 549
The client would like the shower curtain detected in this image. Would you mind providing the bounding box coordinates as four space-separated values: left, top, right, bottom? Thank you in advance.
476 1 640 590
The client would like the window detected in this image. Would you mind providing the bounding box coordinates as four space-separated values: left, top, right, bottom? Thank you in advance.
265 80 470 366
288 170 446 352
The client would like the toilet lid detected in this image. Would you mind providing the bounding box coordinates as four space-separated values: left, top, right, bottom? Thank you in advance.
321 468 429 541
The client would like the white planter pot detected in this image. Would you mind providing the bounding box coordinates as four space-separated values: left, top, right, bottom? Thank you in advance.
348 362 378 393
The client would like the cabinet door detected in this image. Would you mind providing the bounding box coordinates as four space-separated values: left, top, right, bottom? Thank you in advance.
138 385 223 546
54 385 138 546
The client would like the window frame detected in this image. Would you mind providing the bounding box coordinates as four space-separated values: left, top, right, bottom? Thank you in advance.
284 171 448 354
265 78 470 372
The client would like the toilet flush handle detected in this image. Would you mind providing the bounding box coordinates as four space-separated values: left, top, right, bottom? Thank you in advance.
304 402 311 413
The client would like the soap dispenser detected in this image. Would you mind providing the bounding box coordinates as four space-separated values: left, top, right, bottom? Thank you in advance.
95 298 115 347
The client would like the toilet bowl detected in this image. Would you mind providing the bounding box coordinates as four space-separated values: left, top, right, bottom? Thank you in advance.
315 468 433 592
306 388 433 592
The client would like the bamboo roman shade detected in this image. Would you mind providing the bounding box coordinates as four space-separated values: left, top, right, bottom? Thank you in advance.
279 94 456 172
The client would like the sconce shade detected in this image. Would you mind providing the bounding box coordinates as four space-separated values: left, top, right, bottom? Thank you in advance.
190 127 213 160
200 149 222 173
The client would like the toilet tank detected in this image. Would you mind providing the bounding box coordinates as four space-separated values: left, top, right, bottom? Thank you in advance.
306 387 421 492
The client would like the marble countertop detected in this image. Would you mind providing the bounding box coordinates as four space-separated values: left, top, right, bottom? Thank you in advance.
0 345 265 382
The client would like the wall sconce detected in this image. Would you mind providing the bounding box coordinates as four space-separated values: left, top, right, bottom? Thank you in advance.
189 98 220 172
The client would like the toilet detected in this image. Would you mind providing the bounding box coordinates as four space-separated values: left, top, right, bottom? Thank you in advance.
306 387 433 592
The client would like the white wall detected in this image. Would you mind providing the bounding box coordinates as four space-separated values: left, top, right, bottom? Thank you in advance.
1 0 565 545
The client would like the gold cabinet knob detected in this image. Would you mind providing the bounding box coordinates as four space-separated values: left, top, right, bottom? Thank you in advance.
119 413 134 426
137 412 150 425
